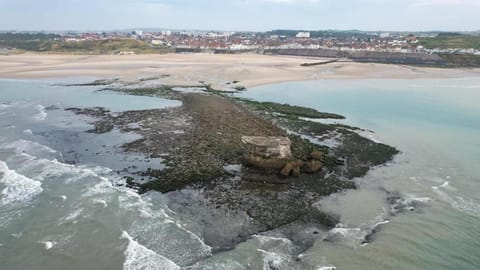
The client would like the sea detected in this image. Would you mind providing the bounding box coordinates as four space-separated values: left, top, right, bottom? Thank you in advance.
0 78 479 270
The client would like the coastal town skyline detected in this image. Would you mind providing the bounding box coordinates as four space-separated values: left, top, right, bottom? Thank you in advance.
1 0 480 32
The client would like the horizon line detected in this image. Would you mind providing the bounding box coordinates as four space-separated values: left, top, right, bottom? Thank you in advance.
1 28 479 34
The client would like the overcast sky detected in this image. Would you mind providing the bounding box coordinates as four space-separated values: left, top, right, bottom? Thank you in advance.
1 0 479 31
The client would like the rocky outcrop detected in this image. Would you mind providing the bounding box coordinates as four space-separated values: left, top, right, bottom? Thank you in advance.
242 136 324 177
241 136 292 159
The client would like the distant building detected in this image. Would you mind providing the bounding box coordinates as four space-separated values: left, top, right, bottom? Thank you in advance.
135 30 143 36
380 32 390 38
119 51 135 55
296 32 310 38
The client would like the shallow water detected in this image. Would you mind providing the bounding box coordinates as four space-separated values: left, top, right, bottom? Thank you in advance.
1 78 479 270
238 78 480 269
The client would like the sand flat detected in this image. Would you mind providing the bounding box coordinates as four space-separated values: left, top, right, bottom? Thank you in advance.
1 53 479 89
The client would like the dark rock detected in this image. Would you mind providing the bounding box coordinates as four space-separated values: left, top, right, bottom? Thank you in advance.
310 150 323 160
304 160 323 173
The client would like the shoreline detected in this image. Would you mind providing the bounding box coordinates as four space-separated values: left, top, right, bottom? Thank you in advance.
1 53 480 90
51 78 400 251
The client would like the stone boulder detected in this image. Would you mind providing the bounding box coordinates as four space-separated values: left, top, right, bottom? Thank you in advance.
280 160 304 177
241 136 292 159
241 136 322 177
304 160 323 173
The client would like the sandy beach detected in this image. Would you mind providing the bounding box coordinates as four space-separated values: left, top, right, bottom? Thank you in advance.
1 53 479 89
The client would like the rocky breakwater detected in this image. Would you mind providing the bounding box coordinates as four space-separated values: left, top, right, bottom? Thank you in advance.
66 80 399 253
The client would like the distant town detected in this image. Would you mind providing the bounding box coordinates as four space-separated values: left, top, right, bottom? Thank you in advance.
1 29 480 67
1 29 479 55
67 29 480 55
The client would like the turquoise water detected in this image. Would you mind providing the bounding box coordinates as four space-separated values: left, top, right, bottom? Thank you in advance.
238 78 480 269
0 79 181 112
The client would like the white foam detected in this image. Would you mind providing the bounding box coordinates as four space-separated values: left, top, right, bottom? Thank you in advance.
58 207 83 225
121 231 180 270
33 105 47 121
317 266 337 270
9 153 113 185
0 161 43 206
451 196 480 217
0 139 56 155
432 188 480 217
91 198 108 208
22 129 33 135
258 249 287 270
0 103 13 110
120 189 212 265
440 181 450 188
11 232 22 238
408 196 432 204
40 241 55 250
374 220 390 227
254 235 292 245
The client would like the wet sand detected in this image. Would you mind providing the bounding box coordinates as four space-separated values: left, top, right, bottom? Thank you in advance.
1 53 479 90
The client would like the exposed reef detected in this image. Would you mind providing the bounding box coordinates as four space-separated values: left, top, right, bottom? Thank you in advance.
66 81 399 252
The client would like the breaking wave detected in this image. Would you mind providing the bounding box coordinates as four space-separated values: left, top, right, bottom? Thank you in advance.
0 160 43 206
34 105 47 121
121 231 180 270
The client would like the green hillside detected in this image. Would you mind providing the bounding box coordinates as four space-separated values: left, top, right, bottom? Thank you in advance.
419 34 480 50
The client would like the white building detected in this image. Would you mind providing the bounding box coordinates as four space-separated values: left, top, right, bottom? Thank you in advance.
151 40 164 46
296 32 310 38
380 32 390 38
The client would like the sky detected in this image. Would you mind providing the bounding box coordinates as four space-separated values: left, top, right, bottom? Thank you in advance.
0 0 479 32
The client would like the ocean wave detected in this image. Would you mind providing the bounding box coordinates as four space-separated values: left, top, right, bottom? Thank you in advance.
432 187 480 217
317 267 337 270
258 248 290 270
91 198 108 208
6 152 112 186
0 104 12 110
385 190 432 215
33 105 47 121
451 196 480 217
119 188 212 266
39 241 56 250
58 207 83 225
121 231 180 270
0 139 56 156
254 235 293 246
324 225 366 247
0 160 43 206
